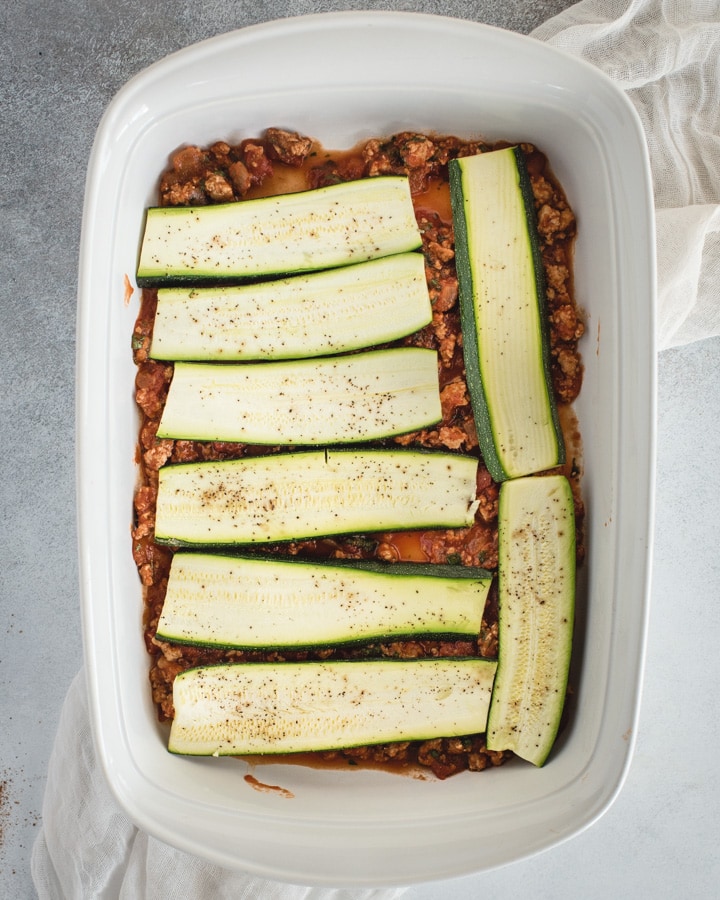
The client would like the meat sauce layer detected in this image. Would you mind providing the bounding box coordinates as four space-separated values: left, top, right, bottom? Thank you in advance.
132 128 585 780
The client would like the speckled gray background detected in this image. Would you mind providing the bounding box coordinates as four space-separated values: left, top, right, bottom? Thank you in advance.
2 2 720 898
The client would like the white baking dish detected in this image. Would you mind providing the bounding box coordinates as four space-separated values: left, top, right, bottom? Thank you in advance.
76 12 656 886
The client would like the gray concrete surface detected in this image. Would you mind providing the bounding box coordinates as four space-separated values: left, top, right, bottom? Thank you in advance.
2 1 719 898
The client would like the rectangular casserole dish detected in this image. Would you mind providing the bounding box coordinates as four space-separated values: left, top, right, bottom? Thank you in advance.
76 11 656 885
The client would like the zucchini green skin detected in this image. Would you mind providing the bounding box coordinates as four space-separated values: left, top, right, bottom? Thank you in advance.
168 657 498 756
154 448 480 546
302 557 493 580
486 474 575 766
156 552 493 650
156 347 442 445
149 252 432 361
449 147 565 482
136 176 422 286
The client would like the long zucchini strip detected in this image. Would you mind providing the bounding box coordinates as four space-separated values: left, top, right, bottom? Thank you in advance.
449 147 564 481
149 252 431 361
486 474 576 766
157 347 441 445
169 658 498 756
137 176 421 285
157 554 493 649
155 449 480 545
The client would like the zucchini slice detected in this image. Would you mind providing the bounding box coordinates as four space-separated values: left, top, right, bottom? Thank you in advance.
168 658 498 756
155 449 479 546
149 253 431 361
136 176 421 285
486 474 575 766
449 147 564 481
157 347 441 445
157 554 493 649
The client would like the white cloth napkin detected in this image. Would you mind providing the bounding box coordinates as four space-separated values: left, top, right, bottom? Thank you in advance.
31 669 406 900
532 0 720 351
31 2 720 897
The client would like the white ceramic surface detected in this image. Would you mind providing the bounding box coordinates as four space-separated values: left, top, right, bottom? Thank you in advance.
76 11 656 886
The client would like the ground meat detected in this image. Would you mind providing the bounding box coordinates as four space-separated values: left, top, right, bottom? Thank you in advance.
432 310 459 367
416 736 510 780
398 133 435 169
171 145 206 178
537 203 575 241
545 263 571 297
133 128 585 779
435 425 467 450
553 346 583 402
203 172 234 202
552 304 584 343
143 439 173 472
158 138 276 206
433 276 458 312
135 362 171 421
362 132 487 195
227 160 252 196
417 524 497 569
161 176 207 207
530 173 555 205
375 542 399 562
242 142 273 184
440 380 467 419
265 127 314 166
